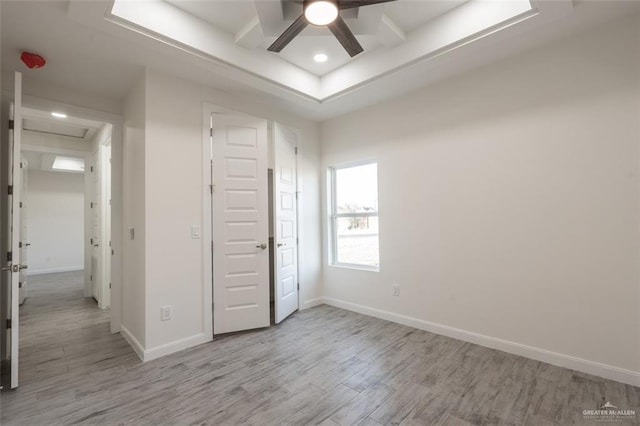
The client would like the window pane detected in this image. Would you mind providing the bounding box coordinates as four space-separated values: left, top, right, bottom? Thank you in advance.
336 216 379 267
335 163 378 214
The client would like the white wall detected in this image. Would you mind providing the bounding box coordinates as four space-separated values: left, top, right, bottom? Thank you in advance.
141 69 322 356
26 169 84 275
320 16 640 385
121 74 146 351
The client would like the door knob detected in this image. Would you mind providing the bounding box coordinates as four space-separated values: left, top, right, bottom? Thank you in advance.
2 265 19 273
256 243 267 250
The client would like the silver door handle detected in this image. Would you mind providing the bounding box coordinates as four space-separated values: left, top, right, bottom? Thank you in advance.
256 243 267 250
2 265 19 273
277 243 286 247
19 265 28 270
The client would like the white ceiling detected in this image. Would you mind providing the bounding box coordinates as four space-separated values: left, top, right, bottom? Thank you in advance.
22 150 85 174
1 1 638 121
21 107 103 143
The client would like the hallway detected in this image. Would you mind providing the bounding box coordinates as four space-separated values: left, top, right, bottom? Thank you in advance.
1 271 136 423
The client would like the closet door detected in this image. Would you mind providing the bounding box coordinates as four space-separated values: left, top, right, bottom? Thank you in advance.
212 113 269 334
273 124 298 324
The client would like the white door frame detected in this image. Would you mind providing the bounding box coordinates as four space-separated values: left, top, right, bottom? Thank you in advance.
21 95 123 334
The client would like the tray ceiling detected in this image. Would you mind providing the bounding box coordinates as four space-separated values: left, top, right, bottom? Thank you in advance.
105 0 574 102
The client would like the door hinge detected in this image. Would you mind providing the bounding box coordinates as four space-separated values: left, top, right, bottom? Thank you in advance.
19 201 22 208
90 274 93 281
297 283 300 291
8 185 13 195
19 162 23 169
6 319 11 329
90 238 93 245
18 242 22 248
7 252 12 262
296 237 299 245
19 282 22 289
111 249 114 255
90 166 94 172
8 120 14 130
109 282 111 289
90 202 94 208
294 146 298 155
210 127 213 137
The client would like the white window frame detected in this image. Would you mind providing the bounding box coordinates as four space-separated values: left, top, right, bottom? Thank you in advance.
330 160 379 271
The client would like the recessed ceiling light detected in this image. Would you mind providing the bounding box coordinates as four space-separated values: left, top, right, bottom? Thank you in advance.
52 156 85 172
304 0 338 26
51 112 67 119
314 53 328 63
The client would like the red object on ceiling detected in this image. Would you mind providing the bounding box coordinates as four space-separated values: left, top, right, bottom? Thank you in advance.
21 52 46 69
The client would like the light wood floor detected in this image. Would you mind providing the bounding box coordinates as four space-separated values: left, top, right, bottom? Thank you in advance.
1 272 638 425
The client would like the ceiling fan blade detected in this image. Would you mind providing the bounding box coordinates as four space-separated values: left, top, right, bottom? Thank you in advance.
338 0 396 10
268 14 309 53
327 15 364 57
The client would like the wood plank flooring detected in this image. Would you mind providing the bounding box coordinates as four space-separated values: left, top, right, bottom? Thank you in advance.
1 271 638 425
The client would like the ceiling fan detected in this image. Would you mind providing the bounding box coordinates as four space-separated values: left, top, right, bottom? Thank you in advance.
268 0 397 58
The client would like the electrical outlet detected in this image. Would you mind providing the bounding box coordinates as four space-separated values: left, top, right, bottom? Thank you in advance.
161 305 172 321
392 284 400 297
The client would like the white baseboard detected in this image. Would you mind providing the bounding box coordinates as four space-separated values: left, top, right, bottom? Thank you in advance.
143 333 212 362
323 297 640 387
120 325 144 362
27 266 84 276
301 297 324 310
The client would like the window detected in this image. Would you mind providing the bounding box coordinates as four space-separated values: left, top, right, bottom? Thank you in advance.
330 161 379 270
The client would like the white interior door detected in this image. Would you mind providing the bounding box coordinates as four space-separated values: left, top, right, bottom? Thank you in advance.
90 150 101 302
101 142 111 309
3 72 23 389
18 156 28 305
273 124 299 324
212 113 269 334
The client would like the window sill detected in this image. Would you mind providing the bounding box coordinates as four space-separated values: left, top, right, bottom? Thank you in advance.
329 263 379 273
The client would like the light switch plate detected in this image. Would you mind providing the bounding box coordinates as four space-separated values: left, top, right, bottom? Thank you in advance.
191 226 201 239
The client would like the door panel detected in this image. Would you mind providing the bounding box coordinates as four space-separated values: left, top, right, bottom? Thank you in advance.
90 150 101 302
212 114 269 334
3 72 23 389
101 142 111 309
19 156 28 305
273 123 298 324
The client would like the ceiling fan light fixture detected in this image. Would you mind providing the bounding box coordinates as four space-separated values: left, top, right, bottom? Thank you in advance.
304 0 339 26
